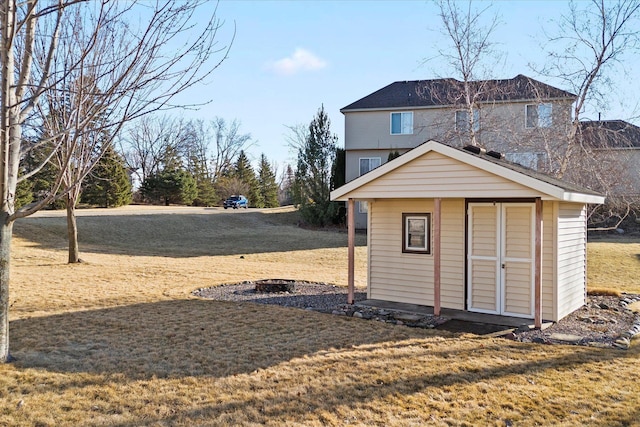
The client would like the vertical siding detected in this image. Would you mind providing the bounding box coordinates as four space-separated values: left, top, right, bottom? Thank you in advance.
502 205 534 317
542 201 556 320
468 204 499 313
556 203 587 320
368 199 465 308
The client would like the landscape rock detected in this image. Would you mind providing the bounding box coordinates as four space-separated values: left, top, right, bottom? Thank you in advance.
549 333 583 343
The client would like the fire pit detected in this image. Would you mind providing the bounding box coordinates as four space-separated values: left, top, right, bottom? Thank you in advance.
254 279 296 293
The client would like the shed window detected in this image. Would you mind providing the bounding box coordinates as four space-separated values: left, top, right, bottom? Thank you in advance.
403 213 431 254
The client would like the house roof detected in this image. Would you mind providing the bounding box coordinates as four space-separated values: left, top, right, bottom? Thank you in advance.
330 140 604 204
579 120 640 149
341 74 577 112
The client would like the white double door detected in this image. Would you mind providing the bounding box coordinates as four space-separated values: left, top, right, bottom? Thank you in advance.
467 202 535 318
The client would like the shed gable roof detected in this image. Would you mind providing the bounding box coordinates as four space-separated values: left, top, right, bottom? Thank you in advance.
341 74 576 112
330 141 604 204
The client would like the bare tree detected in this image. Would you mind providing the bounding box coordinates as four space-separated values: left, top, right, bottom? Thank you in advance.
535 0 640 178
284 123 310 157
533 0 640 228
210 117 254 181
0 0 231 362
424 0 504 147
122 115 194 183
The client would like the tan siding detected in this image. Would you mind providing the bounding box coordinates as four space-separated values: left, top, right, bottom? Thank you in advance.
556 203 587 320
351 151 546 199
440 199 465 309
368 200 434 305
542 201 556 320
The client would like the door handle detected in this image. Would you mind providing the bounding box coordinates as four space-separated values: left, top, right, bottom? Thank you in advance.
501 263 505 269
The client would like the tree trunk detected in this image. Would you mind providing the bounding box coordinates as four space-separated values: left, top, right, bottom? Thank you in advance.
66 195 80 264
0 214 14 363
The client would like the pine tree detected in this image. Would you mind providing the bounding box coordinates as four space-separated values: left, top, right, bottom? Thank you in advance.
294 105 339 226
257 154 279 208
188 154 217 207
279 164 296 206
141 145 197 206
82 146 133 208
233 150 261 207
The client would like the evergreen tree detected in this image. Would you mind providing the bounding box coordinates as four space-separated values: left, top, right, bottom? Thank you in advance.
188 154 217 207
388 150 401 161
293 105 339 226
279 164 296 206
81 146 133 208
140 145 197 206
141 169 197 206
329 147 346 224
257 154 279 208
233 150 260 207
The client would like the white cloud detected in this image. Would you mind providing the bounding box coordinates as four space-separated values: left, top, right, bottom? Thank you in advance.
267 48 327 76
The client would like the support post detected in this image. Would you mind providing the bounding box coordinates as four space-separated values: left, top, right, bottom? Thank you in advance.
534 198 543 329
434 198 441 316
347 198 355 304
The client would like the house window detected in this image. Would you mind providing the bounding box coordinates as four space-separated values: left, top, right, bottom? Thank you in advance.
505 152 544 170
402 213 431 254
358 157 380 214
359 157 381 176
390 112 413 135
525 103 552 128
455 109 480 132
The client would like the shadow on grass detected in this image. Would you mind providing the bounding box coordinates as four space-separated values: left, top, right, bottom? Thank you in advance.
14 209 366 258
9 298 640 425
10 299 424 381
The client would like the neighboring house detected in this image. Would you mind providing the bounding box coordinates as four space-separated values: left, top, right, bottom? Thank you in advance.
576 120 640 199
341 74 577 228
330 140 605 326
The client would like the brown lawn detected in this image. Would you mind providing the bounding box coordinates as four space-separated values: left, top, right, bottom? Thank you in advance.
0 205 638 426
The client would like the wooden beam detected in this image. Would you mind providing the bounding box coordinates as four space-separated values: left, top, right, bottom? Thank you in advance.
347 198 355 304
434 198 441 316
534 198 543 328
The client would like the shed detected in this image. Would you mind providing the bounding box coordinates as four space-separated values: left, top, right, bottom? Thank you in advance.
330 140 605 326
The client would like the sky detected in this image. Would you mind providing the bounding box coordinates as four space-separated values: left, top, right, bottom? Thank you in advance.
172 0 640 171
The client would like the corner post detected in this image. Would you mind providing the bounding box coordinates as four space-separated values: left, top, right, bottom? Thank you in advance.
534 198 543 329
434 198 442 316
347 198 355 304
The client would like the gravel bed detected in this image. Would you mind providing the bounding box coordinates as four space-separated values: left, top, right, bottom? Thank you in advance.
193 281 367 312
194 282 640 348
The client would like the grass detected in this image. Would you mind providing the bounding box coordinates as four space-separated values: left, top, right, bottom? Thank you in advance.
587 235 640 294
1 205 639 426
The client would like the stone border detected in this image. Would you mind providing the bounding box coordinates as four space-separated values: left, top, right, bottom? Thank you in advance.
613 295 640 349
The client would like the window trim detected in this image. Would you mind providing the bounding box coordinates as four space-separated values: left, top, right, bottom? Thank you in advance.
455 109 480 132
525 103 552 129
402 213 431 254
390 111 414 135
359 157 381 176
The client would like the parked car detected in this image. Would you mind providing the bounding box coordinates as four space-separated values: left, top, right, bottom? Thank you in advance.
223 195 248 209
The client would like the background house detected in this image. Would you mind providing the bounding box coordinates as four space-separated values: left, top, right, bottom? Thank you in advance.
341 74 577 228
341 74 638 229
